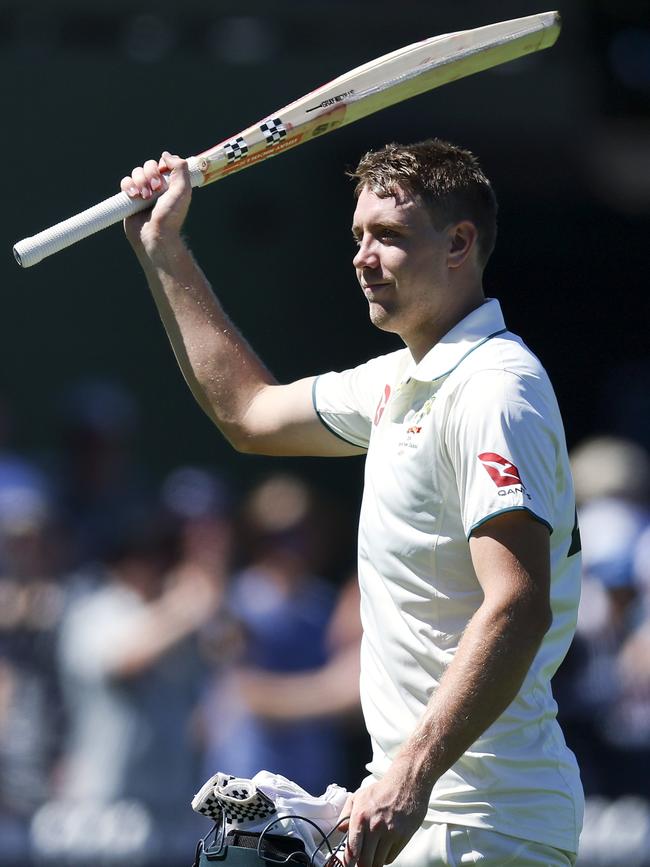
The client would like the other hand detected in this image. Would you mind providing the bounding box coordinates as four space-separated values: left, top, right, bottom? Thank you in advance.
339 763 429 867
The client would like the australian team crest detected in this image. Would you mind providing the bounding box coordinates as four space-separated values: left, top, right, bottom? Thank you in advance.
397 396 436 454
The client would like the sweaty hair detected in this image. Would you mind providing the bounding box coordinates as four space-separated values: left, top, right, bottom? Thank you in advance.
349 139 498 269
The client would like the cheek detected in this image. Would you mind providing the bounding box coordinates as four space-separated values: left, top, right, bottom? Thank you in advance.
412 246 446 280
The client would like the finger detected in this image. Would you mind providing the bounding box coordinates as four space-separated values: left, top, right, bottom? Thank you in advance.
143 158 163 191
338 795 355 832
372 838 393 867
120 176 139 197
337 816 351 834
130 165 152 199
344 822 363 867
161 150 184 170
356 829 380 867
385 841 406 864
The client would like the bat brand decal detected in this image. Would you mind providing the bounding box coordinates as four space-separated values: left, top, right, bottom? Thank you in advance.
305 90 354 112
311 120 343 138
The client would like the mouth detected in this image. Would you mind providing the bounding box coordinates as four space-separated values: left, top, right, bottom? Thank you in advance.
362 282 392 299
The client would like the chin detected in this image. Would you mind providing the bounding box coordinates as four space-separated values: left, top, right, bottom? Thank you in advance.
368 305 400 334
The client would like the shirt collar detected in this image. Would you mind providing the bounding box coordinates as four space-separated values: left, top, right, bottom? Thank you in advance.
408 298 507 383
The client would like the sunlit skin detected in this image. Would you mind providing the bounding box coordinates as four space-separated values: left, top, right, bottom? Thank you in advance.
351 186 485 363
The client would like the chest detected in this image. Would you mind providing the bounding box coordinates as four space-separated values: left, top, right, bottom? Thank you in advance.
366 377 453 510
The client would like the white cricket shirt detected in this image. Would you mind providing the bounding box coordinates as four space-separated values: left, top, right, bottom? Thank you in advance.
313 298 583 853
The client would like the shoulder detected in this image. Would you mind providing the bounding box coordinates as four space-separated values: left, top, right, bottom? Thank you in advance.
335 347 410 382
461 329 548 380
447 331 554 401
440 332 563 438
315 346 410 408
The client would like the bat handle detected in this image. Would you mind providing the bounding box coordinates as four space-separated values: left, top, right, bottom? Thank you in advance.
13 157 205 268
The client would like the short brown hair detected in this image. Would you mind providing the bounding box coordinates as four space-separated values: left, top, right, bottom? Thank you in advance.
349 139 498 268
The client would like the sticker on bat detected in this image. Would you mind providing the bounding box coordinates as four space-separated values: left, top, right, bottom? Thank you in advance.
305 90 354 112
260 118 287 146
311 120 342 137
215 133 305 180
224 136 249 162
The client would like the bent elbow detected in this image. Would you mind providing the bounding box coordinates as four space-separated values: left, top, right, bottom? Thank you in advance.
230 433 259 454
223 424 270 455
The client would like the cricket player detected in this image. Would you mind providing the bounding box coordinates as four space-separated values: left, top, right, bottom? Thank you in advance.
121 140 583 866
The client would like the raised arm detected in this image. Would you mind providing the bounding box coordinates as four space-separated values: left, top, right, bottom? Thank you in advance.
122 153 364 458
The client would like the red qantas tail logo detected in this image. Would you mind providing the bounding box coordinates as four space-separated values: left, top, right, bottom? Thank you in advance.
478 452 523 487
374 384 391 426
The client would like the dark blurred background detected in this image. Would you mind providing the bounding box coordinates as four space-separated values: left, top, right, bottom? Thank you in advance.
1 1 650 865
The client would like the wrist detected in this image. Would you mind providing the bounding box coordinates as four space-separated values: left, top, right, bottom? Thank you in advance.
141 228 186 258
137 231 190 273
391 740 440 799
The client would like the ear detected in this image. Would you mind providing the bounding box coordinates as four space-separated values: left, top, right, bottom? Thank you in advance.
447 221 479 270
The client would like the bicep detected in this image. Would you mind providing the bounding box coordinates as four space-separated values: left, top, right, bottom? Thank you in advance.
240 376 366 457
469 510 552 626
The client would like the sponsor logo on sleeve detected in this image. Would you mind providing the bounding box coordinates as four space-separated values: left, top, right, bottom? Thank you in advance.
478 452 532 500
373 384 391 426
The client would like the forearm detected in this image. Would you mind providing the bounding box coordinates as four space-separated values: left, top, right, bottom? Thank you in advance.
137 235 276 446
106 575 217 678
237 644 361 719
393 597 548 797
107 603 198 678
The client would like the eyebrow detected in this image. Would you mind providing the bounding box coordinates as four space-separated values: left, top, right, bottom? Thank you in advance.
351 219 406 238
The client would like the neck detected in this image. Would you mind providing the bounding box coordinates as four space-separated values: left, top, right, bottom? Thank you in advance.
405 293 485 363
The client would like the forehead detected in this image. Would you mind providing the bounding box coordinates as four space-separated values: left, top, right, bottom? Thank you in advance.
352 185 426 229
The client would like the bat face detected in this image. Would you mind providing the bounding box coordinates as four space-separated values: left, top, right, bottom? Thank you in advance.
193 11 561 187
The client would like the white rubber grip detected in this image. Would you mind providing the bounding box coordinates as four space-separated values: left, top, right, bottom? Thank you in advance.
13 158 204 268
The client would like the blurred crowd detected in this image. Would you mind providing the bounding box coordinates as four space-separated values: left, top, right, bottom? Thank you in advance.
3 378 650 865
0 380 365 866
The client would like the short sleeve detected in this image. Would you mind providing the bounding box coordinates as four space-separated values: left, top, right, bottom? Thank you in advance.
443 368 558 537
313 351 404 450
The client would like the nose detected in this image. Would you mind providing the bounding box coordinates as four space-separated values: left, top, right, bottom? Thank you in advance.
352 235 379 271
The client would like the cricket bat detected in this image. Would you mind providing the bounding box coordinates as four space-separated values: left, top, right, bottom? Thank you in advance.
13 11 560 268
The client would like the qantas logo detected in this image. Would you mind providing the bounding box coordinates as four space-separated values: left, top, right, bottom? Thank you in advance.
374 384 391 426
478 452 523 487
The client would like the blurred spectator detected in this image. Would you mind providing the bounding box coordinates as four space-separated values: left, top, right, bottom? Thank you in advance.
556 436 650 797
53 378 151 568
200 474 349 794
235 571 367 791
0 462 66 860
161 465 234 595
160 465 241 724
56 510 219 819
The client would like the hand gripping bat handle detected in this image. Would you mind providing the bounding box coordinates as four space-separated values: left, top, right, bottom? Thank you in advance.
13 158 205 268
